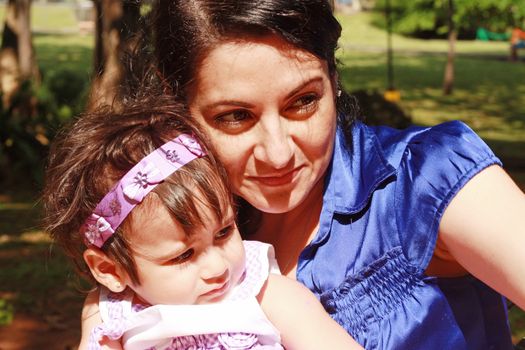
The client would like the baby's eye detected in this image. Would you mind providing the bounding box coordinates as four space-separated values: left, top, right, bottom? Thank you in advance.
215 225 234 241
172 249 194 264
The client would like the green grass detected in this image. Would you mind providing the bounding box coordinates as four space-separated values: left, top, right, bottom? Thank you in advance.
337 11 510 55
0 3 79 32
0 202 41 237
336 12 525 163
34 33 93 77
0 238 85 321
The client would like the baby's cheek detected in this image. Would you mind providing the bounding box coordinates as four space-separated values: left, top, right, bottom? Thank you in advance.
232 243 247 282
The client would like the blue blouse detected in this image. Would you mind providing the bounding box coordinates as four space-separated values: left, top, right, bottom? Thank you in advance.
296 121 513 349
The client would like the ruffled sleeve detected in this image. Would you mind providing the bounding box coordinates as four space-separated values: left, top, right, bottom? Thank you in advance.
393 121 501 269
88 288 133 350
228 240 280 301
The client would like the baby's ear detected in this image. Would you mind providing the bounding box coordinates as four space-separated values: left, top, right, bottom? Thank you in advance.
83 247 128 293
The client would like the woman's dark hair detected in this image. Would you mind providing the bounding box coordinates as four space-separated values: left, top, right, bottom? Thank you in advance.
43 94 231 285
153 0 358 135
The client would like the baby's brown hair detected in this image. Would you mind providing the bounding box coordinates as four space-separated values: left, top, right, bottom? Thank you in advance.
43 95 231 285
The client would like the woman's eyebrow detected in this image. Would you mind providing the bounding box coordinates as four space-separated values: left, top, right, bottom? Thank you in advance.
201 76 324 111
204 100 254 110
285 76 324 99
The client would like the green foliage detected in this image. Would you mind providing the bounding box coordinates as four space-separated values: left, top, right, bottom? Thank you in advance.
510 305 525 342
46 68 86 107
0 81 48 188
373 0 525 39
0 298 14 326
1 32 92 192
0 68 88 189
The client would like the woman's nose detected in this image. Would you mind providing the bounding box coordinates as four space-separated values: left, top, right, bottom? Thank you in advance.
200 249 228 282
253 117 294 169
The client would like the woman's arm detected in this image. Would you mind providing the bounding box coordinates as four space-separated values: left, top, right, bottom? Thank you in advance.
439 165 525 310
78 289 123 350
258 273 364 350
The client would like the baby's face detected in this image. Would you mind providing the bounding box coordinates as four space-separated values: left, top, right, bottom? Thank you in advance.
125 200 245 305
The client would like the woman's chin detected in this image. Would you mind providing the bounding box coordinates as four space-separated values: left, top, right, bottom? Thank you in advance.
243 192 306 214
237 174 325 215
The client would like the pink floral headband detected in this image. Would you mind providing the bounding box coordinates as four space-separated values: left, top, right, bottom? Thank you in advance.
81 134 206 248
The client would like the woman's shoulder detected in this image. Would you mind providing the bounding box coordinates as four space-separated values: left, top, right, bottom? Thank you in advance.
362 121 502 268
366 120 488 152
356 120 501 172
329 120 500 215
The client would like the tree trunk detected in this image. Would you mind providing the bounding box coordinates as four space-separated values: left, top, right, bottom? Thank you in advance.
0 0 39 107
443 0 455 95
89 0 142 109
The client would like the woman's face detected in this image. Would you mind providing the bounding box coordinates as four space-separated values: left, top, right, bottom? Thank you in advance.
188 35 337 213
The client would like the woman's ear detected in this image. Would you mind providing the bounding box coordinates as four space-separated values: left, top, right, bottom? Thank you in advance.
83 248 128 293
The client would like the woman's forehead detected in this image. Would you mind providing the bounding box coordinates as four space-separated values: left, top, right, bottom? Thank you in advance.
189 36 329 102
201 35 321 71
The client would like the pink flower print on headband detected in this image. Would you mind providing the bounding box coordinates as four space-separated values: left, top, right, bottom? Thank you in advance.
81 134 206 248
84 214 114 247
122 161 164 203
179 135 206 157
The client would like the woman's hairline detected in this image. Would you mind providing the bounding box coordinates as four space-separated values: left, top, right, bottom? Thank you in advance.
183 32 339 102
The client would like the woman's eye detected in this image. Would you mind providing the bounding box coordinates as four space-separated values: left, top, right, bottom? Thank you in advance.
288 94 319 113
215 225 234 241
172 249 194 264
215 110 251 125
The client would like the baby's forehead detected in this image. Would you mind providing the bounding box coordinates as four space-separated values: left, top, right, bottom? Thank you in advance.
127 192 233 242
127 196 186 242
126 198 237 262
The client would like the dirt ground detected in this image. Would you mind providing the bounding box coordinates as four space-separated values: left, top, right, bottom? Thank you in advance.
0 231 84 350
0 312 81 350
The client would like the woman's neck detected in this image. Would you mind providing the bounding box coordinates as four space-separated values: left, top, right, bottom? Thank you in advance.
252 178 324 278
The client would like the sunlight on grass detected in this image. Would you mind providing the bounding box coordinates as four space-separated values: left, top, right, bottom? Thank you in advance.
31 4 78 31
336 26 525 161
337 12 510 55
34 34 93 73
0 4 78 32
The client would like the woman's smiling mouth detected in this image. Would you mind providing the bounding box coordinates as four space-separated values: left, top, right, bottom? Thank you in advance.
248 167 303 187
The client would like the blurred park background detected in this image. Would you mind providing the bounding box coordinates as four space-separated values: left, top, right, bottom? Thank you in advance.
0 0 524 348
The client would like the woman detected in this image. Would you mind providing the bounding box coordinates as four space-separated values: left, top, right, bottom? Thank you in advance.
82 0 525 349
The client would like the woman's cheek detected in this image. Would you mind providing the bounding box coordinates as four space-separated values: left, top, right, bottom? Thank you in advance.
211 136 248 188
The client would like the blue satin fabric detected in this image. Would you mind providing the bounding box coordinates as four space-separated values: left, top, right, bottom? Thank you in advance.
296 121 513 350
